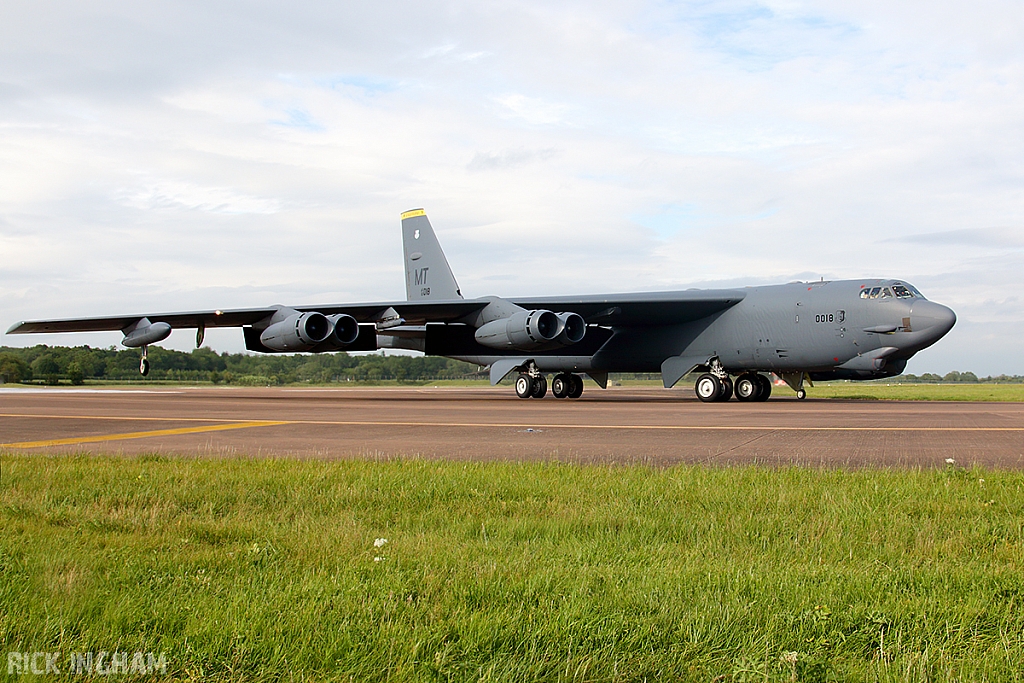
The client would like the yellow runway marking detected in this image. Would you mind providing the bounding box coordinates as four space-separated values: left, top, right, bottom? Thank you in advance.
1 421 289 449
2 413 1022 435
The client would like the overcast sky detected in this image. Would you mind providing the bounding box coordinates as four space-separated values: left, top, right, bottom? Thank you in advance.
2 1 1022 374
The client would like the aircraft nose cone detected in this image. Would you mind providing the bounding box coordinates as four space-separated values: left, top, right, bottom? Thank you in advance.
910 300 956 339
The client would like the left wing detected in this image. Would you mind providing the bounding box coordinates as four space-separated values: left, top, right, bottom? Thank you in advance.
5 299 488 336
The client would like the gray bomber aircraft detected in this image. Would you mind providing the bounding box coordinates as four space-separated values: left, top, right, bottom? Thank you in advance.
8 209 956 402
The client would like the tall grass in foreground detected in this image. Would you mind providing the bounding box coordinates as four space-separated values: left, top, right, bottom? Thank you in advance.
1 454 1022 682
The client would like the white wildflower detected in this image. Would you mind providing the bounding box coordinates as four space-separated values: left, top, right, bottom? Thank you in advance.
945 458 956 465
374 556 385 562
374 538 388 548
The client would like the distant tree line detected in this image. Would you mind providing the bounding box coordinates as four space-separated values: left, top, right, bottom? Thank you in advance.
0 345 485 385
1 345 1021 386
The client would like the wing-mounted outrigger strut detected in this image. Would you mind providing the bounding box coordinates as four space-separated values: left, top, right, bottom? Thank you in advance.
121 317 172 376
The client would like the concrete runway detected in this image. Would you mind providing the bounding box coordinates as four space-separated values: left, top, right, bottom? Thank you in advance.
2 386 1023 467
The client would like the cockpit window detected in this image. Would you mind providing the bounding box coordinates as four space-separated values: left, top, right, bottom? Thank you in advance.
892 284 914 299
862 283 922 300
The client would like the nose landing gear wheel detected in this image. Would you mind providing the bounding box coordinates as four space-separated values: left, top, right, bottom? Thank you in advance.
695 373 722 402
515 374 532 399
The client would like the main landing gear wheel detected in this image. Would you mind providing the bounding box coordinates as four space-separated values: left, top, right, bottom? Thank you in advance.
755 373 772 402
552 374 570 398
515 374 533 399
567 374 583 399
719 376 733 402
735 373 760 402
695 374 722 403
530 375 548 399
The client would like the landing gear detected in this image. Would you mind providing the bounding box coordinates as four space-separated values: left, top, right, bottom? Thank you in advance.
735 373 759 402
552 373 584 399
734 373 772 402
515 374 533 399
139 345 150 376
695 373 722 402
796 389 807 400
518 371 584 400
530 375 548 399
720 376 733 402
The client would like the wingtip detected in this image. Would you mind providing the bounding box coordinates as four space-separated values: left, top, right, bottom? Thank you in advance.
6 321 26 334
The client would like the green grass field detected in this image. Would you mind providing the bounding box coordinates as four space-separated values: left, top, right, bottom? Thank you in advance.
2 455 1022 682
800 383 1024 402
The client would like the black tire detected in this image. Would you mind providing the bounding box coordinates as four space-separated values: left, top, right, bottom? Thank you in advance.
567 374 584 399
140 358 150 376
755 374 772 401
552 374 570 398
734 374 760 402
719 376 733 401
796 389 807 400
530 375 547 399
695 374 722 402
515 374 532 399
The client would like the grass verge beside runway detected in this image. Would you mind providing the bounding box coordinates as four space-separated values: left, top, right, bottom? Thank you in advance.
803 383 1024 402
2 455 1022 682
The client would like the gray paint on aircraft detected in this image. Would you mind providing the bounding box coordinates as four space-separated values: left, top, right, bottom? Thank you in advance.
6 209 956 400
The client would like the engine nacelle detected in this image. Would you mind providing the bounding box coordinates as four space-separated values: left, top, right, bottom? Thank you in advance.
475 309 584 351
259 311 332 352
310 314 361 351
555 312 585 345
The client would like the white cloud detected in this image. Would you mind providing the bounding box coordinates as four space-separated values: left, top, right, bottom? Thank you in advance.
2 0 1022 373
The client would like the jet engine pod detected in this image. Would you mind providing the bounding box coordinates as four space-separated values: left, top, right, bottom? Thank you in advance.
555 312 585 346
327 314 360 346
259 311 332 351
474 309 562 351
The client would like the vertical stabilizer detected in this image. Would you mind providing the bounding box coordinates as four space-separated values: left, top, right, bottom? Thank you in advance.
401 209 462 301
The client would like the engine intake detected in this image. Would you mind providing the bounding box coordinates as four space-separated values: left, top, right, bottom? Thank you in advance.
474 309 585 351
555 312 585 345
260 311 332 352
311 313 361 351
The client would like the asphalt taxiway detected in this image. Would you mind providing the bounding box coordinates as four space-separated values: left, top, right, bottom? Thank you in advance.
2 386 1023 467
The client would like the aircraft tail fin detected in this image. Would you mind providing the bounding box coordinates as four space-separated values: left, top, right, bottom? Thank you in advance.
401 209 463 301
